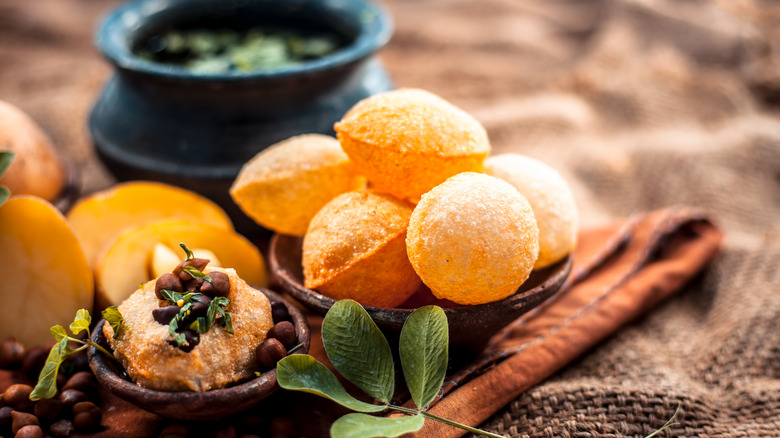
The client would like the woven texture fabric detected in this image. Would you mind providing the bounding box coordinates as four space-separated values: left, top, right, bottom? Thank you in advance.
1 0 778 436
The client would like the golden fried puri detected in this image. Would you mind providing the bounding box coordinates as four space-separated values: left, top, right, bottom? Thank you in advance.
406 172 539 305
104 268 273 391
230 134 366 236
302 191 421 307
484 154 577 269
334 89 490 202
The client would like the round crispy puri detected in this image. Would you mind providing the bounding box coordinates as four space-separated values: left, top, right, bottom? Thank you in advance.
104 268 273 391
334 89 490 201
406 172 539 305
302 191 421 307
484 154 578 268
230 134 366 236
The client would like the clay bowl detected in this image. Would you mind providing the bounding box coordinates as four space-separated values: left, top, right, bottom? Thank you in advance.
269 234 572 360
88 288 310 421
50 155 80 214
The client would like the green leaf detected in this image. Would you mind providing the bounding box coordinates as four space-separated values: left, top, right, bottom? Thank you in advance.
0 151 14 178
102 306 124 339
50 325 67 342
69 309 91 336
159 290 201 306
277 355 386 413
168 302 193 341
179 242 194 260
221 308 233 334
331 413 424 438
30 337 72 400
399 306 449 410
322 300 395 404
182 265 212 284
0 186 9 207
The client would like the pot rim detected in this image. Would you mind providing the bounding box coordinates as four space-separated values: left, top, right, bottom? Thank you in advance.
95 0 393 82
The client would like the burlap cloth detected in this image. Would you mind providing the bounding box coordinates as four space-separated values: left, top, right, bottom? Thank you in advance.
1 0 779 436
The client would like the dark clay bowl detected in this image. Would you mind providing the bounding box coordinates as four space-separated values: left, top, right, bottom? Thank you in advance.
88 288 310 421
90 0 394 236
269 234 572 359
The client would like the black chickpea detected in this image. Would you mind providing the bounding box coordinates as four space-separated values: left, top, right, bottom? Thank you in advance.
190 295 212 316
10 411 39 435
33 397 62 421
21 348 47 380
267 322 296 350
271 301 290 323
62 371 97 394
15 424 43 438
173 258 210 282
184 277 204 291
155 273 184 299
0 405 13 428
3 384 34 412
152 305 181 325
48 419 74 437
72 401 102 429
0 338 25 368
58 389 88 409
255 338 286 370
200 271 230 297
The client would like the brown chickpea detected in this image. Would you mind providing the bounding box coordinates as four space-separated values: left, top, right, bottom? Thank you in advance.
3 384 33 412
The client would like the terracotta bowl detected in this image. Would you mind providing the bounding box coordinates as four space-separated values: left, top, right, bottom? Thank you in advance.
88 288 310 421
269 234 572 359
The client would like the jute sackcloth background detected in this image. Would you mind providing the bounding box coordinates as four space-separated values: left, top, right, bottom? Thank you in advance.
1 0 779 436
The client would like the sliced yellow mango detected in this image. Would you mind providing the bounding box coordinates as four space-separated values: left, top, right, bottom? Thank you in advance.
0 196 93 347
94 220 267 309
67 181 233 267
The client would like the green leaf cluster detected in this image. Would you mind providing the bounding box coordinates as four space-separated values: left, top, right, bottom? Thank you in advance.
177 243 212 283
277 301 502 438
134 26 341 74
182 265 213 284
102 306 125 339
179 242 195 260
0 151 15 207
161 290 232 345
187 296 233 335
30 308 116 401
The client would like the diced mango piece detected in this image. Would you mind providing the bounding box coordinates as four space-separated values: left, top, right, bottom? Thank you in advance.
148 243 222 279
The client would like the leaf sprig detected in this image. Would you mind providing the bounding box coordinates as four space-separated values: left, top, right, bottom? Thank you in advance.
178 242 213 284
160 289 233 346
278 300 682 438
0 151 15 207
30 307 121 401
277 300 504 438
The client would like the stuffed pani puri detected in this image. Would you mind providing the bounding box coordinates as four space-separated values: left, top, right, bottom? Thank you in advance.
334 89 490 202
406 172 539 305
302 191 421 307
230 134 365 236
484 154 578 269
104 266 274 392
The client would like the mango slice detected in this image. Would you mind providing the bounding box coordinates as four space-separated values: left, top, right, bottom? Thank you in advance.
0 196 93 346
67 181 233 267
94 220 267 310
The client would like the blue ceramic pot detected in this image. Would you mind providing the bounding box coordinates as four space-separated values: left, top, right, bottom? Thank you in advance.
90 0 393 234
